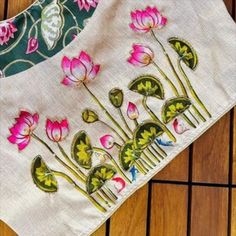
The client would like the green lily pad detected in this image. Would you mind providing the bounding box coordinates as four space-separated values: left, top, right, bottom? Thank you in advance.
134 121 164 149
119 140 142 171
86 164 117 194
109 88 123 108
168 37 198 70
71 131 93 169
128 75 164 99
31 155 58 193
82 109 99 123
162 97 192 123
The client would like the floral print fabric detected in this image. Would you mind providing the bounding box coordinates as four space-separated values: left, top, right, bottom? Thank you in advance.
0 0 98 77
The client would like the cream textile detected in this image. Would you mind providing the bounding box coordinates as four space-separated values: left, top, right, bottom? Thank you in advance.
0 0 236 235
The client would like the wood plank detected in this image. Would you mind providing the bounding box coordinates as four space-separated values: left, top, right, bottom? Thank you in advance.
233 107 236 184
231 189 236 236
149 184 188 236
224 0 233 15
91 224 106 236
6 0 34 18
153 149 189 181
192 113 230 183
109 185 148 236
0 221 17 236
191 186 228 236
0 0 5 20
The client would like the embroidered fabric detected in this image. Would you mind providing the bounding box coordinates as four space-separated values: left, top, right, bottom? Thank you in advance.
0 0 98 77
0 0 235 235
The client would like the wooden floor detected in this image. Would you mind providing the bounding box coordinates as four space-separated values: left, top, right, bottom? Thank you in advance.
0 0 235 235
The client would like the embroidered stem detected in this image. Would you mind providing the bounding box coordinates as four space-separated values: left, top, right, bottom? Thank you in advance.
142 152 156 167
99 120 126 142
140 156 153 169
103 186 118 201
153 142 167 157
134 161 147 175
177 59 212 118
188 110 200 124
145 148 161 163
118 108 133 135
52 170 107 213
83 83 130 139
137 160 149 173
57 143 86 179
93 147 132 184
100 189 116 205
133 118 160 164
149 146 164 161
150 30 206 122
142 96 176 142
32 134 85 182
181 114 196 128
152 60 179 95
57 143 112 207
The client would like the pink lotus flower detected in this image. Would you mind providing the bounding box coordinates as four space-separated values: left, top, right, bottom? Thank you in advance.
129 6 167 33
127 102 139 120
128 44 154 67
74 0 99 12
100 135 114 149
8 111 39 151
26 37 39 54
61 51 100 86
0 20 17 45
46 119 69 142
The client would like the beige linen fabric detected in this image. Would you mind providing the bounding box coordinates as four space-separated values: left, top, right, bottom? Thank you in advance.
0 0 236 235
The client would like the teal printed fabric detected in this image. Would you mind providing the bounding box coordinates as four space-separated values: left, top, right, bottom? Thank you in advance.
0 0 97 77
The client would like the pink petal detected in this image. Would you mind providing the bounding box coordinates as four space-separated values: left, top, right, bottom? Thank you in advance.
100 135 114 149
26 37 39 54
79 51 93 74
17 137 30 151
60 119 69 140
71 58 87 81
88 64 100 80
61 76 79 86
127 57 146 67
46 119 53 140
127 102 139 120
61 56 72 75
51 121 62 142
33 113 39 124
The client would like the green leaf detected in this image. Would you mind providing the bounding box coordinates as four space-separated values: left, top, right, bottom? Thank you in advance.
134 121 164 149
82 109 99 123
109 88 124 108
71 131 93 169
128 75 164 99
41 0 64 50
162 97 192 123
86 164 117 194
168 37 198 70
31 155 58 193
119 140 142 171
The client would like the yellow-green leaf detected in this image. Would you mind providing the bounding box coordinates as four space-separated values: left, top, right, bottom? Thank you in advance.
31 155 58 193
86 164 117 194
119 140 142 171
128 75 164 99
109 88 124 108
168 37 198 70
82 109 99 123
134 121 164 149
71 131 93 169
162 97 192 123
